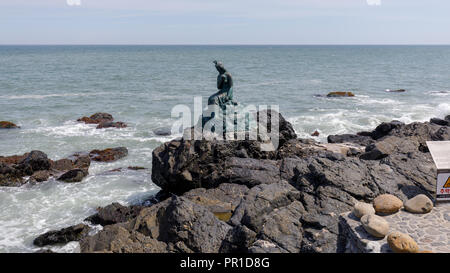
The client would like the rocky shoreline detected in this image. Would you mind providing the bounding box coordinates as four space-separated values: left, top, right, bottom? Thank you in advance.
25 111 449 253
2 111 449 253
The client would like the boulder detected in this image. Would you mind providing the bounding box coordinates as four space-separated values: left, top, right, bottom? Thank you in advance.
85 203 143 226
20 150 51 172
404 194 433 214
430 118 449 126
326 92 355 97
360 214 390 238
89 147 128 162
57 169 88 183
0 121 20 129
33 224 90 247
373 194 403 215
311 130 320 137
387 231 419 253
353 202 375 219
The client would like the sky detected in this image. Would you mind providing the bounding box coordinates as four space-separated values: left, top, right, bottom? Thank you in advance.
0 0 449 45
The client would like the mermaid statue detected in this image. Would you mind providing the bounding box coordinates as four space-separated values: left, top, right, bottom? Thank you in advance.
199 61 256 139
208 61 237 109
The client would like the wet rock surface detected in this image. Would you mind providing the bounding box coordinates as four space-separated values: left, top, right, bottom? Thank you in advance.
77 112 127 129
35 112 450 253
0 151 92 186
33 224 90 247
89 147 128 162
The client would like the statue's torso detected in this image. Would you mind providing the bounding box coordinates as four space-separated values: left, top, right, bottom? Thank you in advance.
217 72 233 91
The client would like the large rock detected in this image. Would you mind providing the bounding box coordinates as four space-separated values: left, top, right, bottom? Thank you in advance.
373 194 403 215
33 224 90 247
360 136 419 160
0 121 20 129
387 231 419 253
430 118 449 126
89 147 128 162
404 194 433 214
360 214 390 238
85 203 143 226
20 150 51 172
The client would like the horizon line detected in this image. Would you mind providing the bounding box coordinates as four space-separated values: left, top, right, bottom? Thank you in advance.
1 43 450 46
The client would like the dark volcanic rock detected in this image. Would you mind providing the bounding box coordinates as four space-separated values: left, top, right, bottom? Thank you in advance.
60 114 450 253
89 147 128 162
80 224 168 253
0 121 20 129
78 113 113 124
77 113 127 129
20 150 51 172
430 118 449 126
85 203 143 226
57 169 88 183
327 134 374 146
50 153 91 172
96 121 127 129
33 224 90 247
0 151 91 186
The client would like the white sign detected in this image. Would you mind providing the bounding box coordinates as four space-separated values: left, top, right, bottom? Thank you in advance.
437 173 450 201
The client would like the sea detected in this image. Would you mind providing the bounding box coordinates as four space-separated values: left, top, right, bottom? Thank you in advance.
0 45 449 252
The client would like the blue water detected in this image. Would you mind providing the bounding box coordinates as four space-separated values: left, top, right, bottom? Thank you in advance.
0 45 449 252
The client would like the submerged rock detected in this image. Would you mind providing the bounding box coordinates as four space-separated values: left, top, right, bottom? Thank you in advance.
0 121 20 129
326 91 355 97
96 121 127 129
77 113 127 129
33 224 90 247
153 127 172 136
89 147 128 162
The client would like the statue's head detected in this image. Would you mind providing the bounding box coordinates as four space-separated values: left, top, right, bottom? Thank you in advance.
213 60 226 73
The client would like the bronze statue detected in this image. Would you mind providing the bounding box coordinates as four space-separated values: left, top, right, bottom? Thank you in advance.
208 61 236 109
